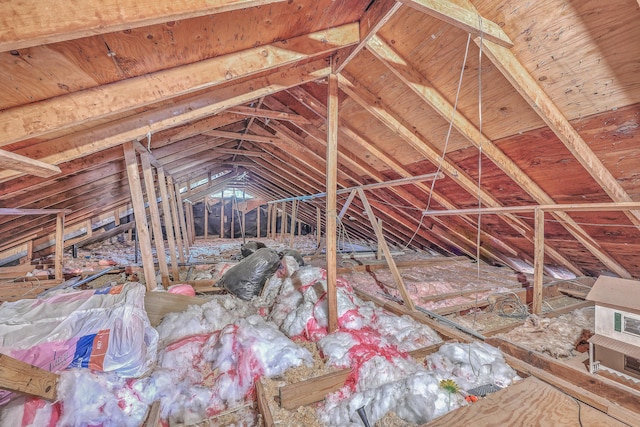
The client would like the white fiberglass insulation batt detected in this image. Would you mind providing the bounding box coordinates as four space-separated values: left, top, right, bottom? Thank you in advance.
1 257 519 426
0 283 157 404
1 298 312 427
319 342 520 426
269 266 441 349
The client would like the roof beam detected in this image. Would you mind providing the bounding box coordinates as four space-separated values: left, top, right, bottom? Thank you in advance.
280 88 516 263
0 0 288 52
0 150 61 178
226 106 311 125
477 37 640 228
333 0 402 73
338 71 586 275
0 59 330 182
264 93 477 256
0 23 358 147
202 130 281 144
367 34 631 278
397 0 512 47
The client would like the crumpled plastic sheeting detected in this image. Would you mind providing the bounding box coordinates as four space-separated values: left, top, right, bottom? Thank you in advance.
320 342 519 426
271 266 442 351
1 299 312 427
320 370 456 426
0 369 150 427
154 298 245 346
426 341 520 390
136 314 312 424
497 306 595 358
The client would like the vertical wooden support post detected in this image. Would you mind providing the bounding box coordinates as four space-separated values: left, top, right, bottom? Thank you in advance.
231 198 236 239
140 152 170 288
242 210 246 238
26 240 33 263
173 180 190 256
281 201 287 241
326 68 339 333
220 190 226 239
257 205 262 238
85 219 93 237
157 167 180 280
204 202 209 239
298 220 301 236
316 206 321 246
266 204 271 238
54 213 64 282
357 188 416 311
167 177 186 263
187 203 196 245
123 141 157 291
533 207 545 314
272 205 278 239
376 218 383 260
289 199 298 248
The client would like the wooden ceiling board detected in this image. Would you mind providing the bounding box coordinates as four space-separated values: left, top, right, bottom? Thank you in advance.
338 100 425 170
344 49 471 153
558 211 640 242
599 242 640 278
494 127 610 204
475 0 640 118
0 46 100 110
445 146 539 207
576 103 640 198
377 6 545 141
0 0 367 110
544 238 615 277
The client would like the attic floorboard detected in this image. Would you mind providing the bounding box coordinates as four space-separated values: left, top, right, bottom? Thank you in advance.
424 376 626 427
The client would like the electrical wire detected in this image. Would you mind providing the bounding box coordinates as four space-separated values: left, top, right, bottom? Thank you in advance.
403 33 473 250
473 15 485 330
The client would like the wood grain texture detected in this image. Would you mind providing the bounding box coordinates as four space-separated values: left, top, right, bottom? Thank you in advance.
144 291 210 327
424 376 626 426
0 1 289 52
0 354 58 400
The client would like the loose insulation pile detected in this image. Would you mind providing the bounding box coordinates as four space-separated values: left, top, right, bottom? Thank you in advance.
496 306 595 358
0 253 520 426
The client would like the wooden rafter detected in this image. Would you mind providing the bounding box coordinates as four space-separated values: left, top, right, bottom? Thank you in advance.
0 24 357 147
477 38 640 228
398 0 512 47
367 34 632 278
0 150 61 178
0 0 288 52
281 88 527 265
226 106 311 124
338 71 587 275
0 60 330 183
263 95 468 255
203 130 281 144
333 0 402 73
183 172 245 203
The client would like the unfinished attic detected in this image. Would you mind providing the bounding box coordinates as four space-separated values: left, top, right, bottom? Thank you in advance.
0 0 639 425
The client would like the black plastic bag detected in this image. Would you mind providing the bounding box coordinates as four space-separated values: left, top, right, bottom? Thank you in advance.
279 248 305 266
241 241 267 258
219 248 281 300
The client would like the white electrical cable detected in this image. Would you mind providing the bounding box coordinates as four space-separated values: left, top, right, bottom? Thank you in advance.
403 33 473 250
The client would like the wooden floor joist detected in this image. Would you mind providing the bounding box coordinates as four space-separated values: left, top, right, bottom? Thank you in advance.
278 343 444 410
486 337 640 417
0 353 58 401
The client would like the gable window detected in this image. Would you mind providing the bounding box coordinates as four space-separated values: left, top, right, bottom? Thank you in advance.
624 355 640 376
